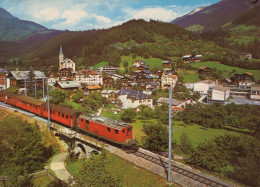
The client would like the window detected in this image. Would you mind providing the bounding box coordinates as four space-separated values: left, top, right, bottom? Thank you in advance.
62 114 64 118
66 115 68 119
123 130 125 133
86 120 89 125
115 129 118 134
107 128 111 132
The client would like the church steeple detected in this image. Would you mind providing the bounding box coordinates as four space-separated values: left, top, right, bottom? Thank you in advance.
59 45 63 55
59 44 64 70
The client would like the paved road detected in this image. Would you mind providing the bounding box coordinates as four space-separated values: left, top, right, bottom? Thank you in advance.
50 152 75 186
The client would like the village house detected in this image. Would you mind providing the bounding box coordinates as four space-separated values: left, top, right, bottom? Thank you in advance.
161 73 178 89
111 74 124 81
133 60 146 67
239 53 252 60
198 66 211 77
76 69 103 86
121 75 135 86
47 77 57 86
207 85 230 104
59 45 76 72
103 76 114 87
101 90 118 99
58 68 73 79
231 72 255 85
6 69 46 92
162 61 172 67
250 85 260 101
182 55 192 63
98 66 116 75
137 64 149 71
117 88 153 110
83 85 102 95
194 55 202 62
54 81 80 91
146 82 160 92
188 80 215 95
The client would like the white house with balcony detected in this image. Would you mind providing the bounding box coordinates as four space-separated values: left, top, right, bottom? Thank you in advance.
161 73 178 89
117 88 153 110
76 70 103 85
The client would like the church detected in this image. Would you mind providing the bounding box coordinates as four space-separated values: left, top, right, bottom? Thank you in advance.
59 45 76 72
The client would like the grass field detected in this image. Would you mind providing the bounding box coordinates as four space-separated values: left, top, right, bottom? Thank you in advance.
177 70 199 83
93 61 108 70
191 61 260 80
66 153 167 186
121 55 164 69
130 119 241 148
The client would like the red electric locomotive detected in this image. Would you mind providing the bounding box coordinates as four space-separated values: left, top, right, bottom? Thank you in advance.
78 115 132 145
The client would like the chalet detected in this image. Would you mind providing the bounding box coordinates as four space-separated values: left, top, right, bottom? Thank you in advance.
98 66 116 74
163 68 172 75
250 85 260 101
76 70 103 85
146 82 159 91
137 64 149 71
198 66 211 77
59 68 73 79
121 76 135 86
162 61 171 67
207 85 230 104
161 73 178 89
6 70 46 91
101 90 118 99
54 81 80 91
117 88 153 110
182 55 192 63
232 72 255 85
221 78 232 86
84 85 102 94
103 76 114 87
48 77 57 86
239 53 252 60
111 74 124 81
133 60 146 67
194 55 202 62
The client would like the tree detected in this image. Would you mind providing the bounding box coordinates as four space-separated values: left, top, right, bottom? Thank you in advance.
26 66 36 96
76 150 122 187
179 132 193 155
123 61 128 69
73 90 84 103
49 88 67 104
141 122 168 152
82 92 107 113
138 105 154 119
121 108 136 122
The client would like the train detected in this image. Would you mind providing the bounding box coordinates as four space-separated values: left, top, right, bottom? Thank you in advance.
0 91 137 149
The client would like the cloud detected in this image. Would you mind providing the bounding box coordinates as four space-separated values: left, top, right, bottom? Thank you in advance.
94 15 111 24
33 8 60 21
124 7 178 22
61 10 88 24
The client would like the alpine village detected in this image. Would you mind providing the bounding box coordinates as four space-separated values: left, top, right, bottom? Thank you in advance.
0 0 260 186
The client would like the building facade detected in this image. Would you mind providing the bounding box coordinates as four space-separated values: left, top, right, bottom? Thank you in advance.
59 45 76 72
76 70 103 85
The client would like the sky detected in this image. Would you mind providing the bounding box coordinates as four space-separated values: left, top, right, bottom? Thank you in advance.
0 0 220 31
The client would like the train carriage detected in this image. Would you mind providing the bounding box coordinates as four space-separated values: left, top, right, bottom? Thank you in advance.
42 103 81 127
0 91 17 105
16 96 44 115
79 115 132 144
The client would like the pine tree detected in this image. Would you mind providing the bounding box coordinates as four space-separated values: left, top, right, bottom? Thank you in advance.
26 66 35 96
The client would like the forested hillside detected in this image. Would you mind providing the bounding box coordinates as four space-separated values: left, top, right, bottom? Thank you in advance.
24 19 231 68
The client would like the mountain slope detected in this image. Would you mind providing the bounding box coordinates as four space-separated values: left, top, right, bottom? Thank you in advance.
171 0 260 32
0 7 48 41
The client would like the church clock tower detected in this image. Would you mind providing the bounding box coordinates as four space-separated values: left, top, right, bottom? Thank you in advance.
59 45 64 70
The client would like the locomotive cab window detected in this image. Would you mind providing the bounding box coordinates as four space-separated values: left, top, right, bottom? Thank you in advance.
115 129 118 134
107 127 111 132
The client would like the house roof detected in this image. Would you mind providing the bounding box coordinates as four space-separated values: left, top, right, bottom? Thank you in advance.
61 58 74 64
183 55 192 58
42 103 81 116
198 66 209 70
156 97 181 106
17 95 44 105
55 81 80 89
145 75 154 79
149 82 159 86
212 85 229 92
245 72 254 76
86 85 102 90
9 71 46 80
139 64 149 69
162 61 171 64
118 88 151 100
224 78 232 83
143 70 152 74
194 55 202 58
80 115 131 130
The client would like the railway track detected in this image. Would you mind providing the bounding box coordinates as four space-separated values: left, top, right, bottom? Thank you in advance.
133 150 228 187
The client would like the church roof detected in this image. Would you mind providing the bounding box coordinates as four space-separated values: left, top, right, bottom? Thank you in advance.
61 58 75 64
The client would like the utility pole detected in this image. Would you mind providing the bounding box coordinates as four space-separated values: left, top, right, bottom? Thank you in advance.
35 79 37 98
168 86 172 182
42 78 45 101
46 78 50 131
24 79 27 96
